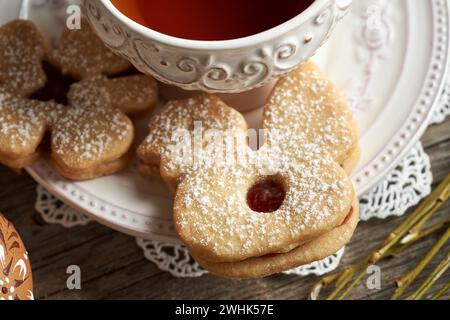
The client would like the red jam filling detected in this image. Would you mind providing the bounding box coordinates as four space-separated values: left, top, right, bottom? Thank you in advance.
247 179 285 213
340 207 353 226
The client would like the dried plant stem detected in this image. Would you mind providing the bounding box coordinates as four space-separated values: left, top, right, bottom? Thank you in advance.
431 281 450 300
309 273 340 300
388 219 450 257
309 174 450 300
336 268 367 300
369 178 448 264
401 206 445 245
326 263 364 300
335 219 449 300
407 251 450 300
391 226 450 300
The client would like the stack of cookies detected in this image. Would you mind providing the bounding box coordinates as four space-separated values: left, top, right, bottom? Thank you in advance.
0 18 360 279
0 19 158 180
138 62 360 278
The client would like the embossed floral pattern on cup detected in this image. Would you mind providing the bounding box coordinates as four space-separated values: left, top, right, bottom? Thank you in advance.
84 0 352 93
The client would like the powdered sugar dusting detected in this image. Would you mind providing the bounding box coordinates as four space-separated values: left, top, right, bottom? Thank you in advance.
0 89 60 157
0 20 157 177
52 79 133 167
139 62 357 261
138 94 248 181
173 136 352 260
0 20 48 97
53 19 130 79
263 61 358 164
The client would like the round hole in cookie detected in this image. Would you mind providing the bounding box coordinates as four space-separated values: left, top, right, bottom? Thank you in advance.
247 176 286 213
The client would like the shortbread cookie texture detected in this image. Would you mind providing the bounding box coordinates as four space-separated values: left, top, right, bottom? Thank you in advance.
0 90 57 168
50 77 135 180
0 19 158 179
194 199 359 279
0 20 50 96
52 19 131 79
263 61 360 174
139 61 360 277
138 94 248 191
0 213 34 300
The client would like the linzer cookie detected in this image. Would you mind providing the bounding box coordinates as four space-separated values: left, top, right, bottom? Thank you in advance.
0 19 158 180
0 213 34 300
194 199 359 279
138 61 360 278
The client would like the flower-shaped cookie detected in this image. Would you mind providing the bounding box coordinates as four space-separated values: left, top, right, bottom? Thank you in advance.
139 61 360 278
0 213 33 300
0 20 158 180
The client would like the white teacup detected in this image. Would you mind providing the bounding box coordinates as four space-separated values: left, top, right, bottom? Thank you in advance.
83 0 351 93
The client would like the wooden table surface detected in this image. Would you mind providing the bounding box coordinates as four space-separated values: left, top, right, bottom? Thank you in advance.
0 118 449 300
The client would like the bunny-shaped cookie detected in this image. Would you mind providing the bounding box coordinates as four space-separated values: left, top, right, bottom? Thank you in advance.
139 61 359 278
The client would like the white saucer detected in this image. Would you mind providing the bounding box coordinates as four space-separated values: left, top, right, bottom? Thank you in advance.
1 0 448 242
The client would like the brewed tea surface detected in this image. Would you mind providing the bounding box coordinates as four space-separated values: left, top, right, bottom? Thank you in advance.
111 0 314 40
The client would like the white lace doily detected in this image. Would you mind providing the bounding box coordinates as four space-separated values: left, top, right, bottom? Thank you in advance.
35 186 91 227
359 143 432 221
134 238 345 278
34 73 450 278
